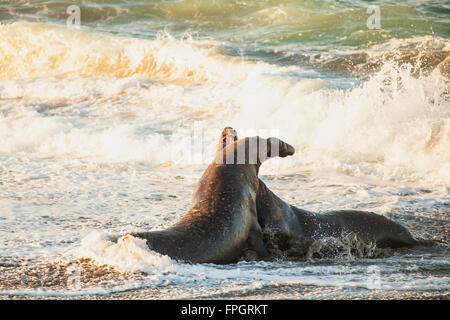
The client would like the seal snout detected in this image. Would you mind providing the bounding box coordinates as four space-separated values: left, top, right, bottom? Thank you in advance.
282 143 295 157
268 137 295 158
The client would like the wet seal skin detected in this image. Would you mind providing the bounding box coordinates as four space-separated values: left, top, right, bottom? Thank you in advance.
257 180 419 256
256 171 419 254
128 127 294 264
225 128 419 258
125 127 419 264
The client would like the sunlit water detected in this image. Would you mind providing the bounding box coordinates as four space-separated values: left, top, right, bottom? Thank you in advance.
0 0 449 299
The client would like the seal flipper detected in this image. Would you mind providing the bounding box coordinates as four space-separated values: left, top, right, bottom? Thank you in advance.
245 217 268 258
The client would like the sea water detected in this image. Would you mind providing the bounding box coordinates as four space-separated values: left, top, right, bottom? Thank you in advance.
0 0 448 299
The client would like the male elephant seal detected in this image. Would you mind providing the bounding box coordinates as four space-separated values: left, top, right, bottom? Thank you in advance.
256 180 418 251
129 129 295 264
221 128 418 253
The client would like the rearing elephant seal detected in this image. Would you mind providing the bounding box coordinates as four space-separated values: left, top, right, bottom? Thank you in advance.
129 129 295 264
222 128 418 253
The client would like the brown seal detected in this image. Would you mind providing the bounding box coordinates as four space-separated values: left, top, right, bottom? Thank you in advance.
222 127 418 251
129 127 295 264
256 180 418 251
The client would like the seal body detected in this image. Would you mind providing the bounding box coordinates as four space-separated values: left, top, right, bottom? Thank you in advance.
127 127 417 264
133 164 259 263
256 179 418 249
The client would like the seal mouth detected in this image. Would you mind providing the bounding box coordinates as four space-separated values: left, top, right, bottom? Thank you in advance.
282 143 295 157
278 142 295 158
264 137 296 159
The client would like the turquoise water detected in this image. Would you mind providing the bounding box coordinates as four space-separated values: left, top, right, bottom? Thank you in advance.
2 1 448 45
0 1 448 85
0 1 448 299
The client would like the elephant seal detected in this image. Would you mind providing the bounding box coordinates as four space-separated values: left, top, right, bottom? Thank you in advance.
129 128 295 264
220 128 418 252
256 180 418 252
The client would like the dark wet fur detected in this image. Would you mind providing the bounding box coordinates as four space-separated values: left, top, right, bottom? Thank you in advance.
256 178 418 256
129 133 294 264
128 127 422 264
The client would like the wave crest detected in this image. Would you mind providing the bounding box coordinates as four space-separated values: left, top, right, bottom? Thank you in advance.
0 21 250 85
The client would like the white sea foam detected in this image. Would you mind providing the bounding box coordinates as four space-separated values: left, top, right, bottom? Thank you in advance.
0 21 260 84
231 61 450 185
0 23 448 183
78 231 175 274
0 26 448 185
74 230 450 296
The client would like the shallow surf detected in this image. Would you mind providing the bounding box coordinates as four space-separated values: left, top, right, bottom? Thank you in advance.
0 0 448 299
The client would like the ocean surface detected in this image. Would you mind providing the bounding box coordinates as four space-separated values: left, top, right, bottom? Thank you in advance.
0 0 449 299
